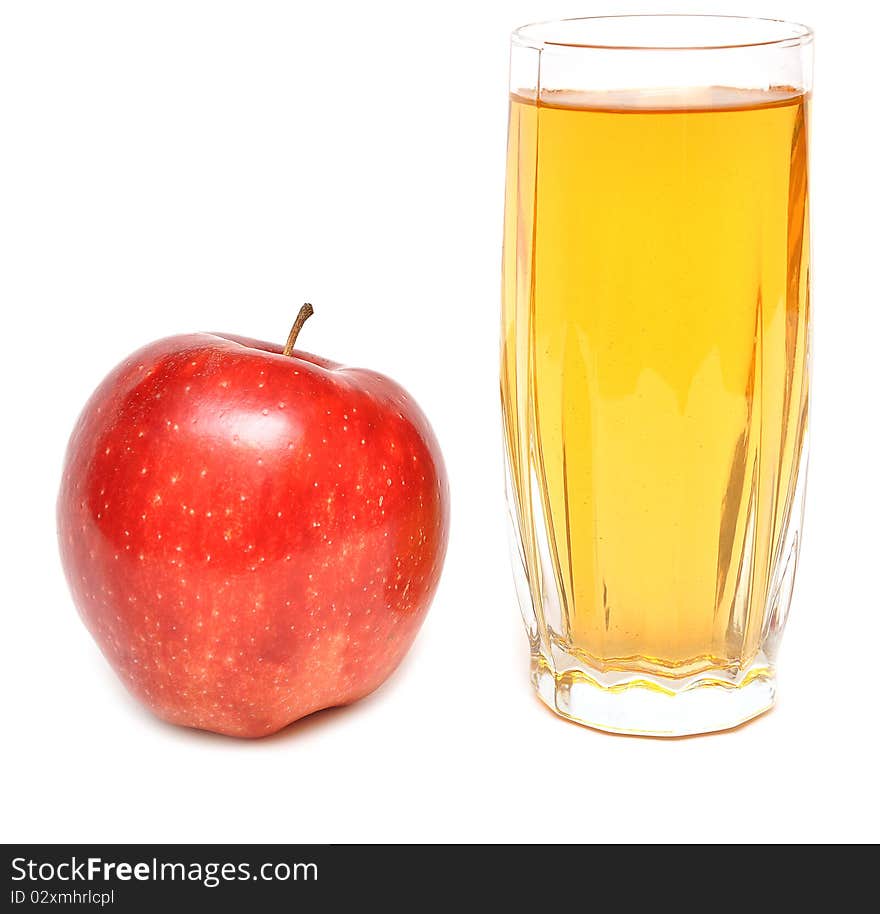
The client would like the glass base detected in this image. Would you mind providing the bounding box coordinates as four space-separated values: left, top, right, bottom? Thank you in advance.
531 654 776 737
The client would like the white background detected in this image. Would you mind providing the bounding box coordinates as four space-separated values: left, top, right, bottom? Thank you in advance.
2 0 878 844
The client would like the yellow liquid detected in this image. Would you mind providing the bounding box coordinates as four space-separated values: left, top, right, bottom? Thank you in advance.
502 87 810 677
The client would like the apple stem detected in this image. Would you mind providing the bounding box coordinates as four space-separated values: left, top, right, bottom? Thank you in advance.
283 303 314 356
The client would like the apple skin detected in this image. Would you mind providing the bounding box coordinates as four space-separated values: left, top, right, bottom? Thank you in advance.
57 331 449 738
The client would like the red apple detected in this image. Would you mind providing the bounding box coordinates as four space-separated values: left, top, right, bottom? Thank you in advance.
57 306 449 738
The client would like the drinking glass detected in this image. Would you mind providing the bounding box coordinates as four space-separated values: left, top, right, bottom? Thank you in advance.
501 15 813 735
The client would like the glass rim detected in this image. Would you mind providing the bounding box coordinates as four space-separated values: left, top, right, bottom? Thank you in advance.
511 14 814 52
